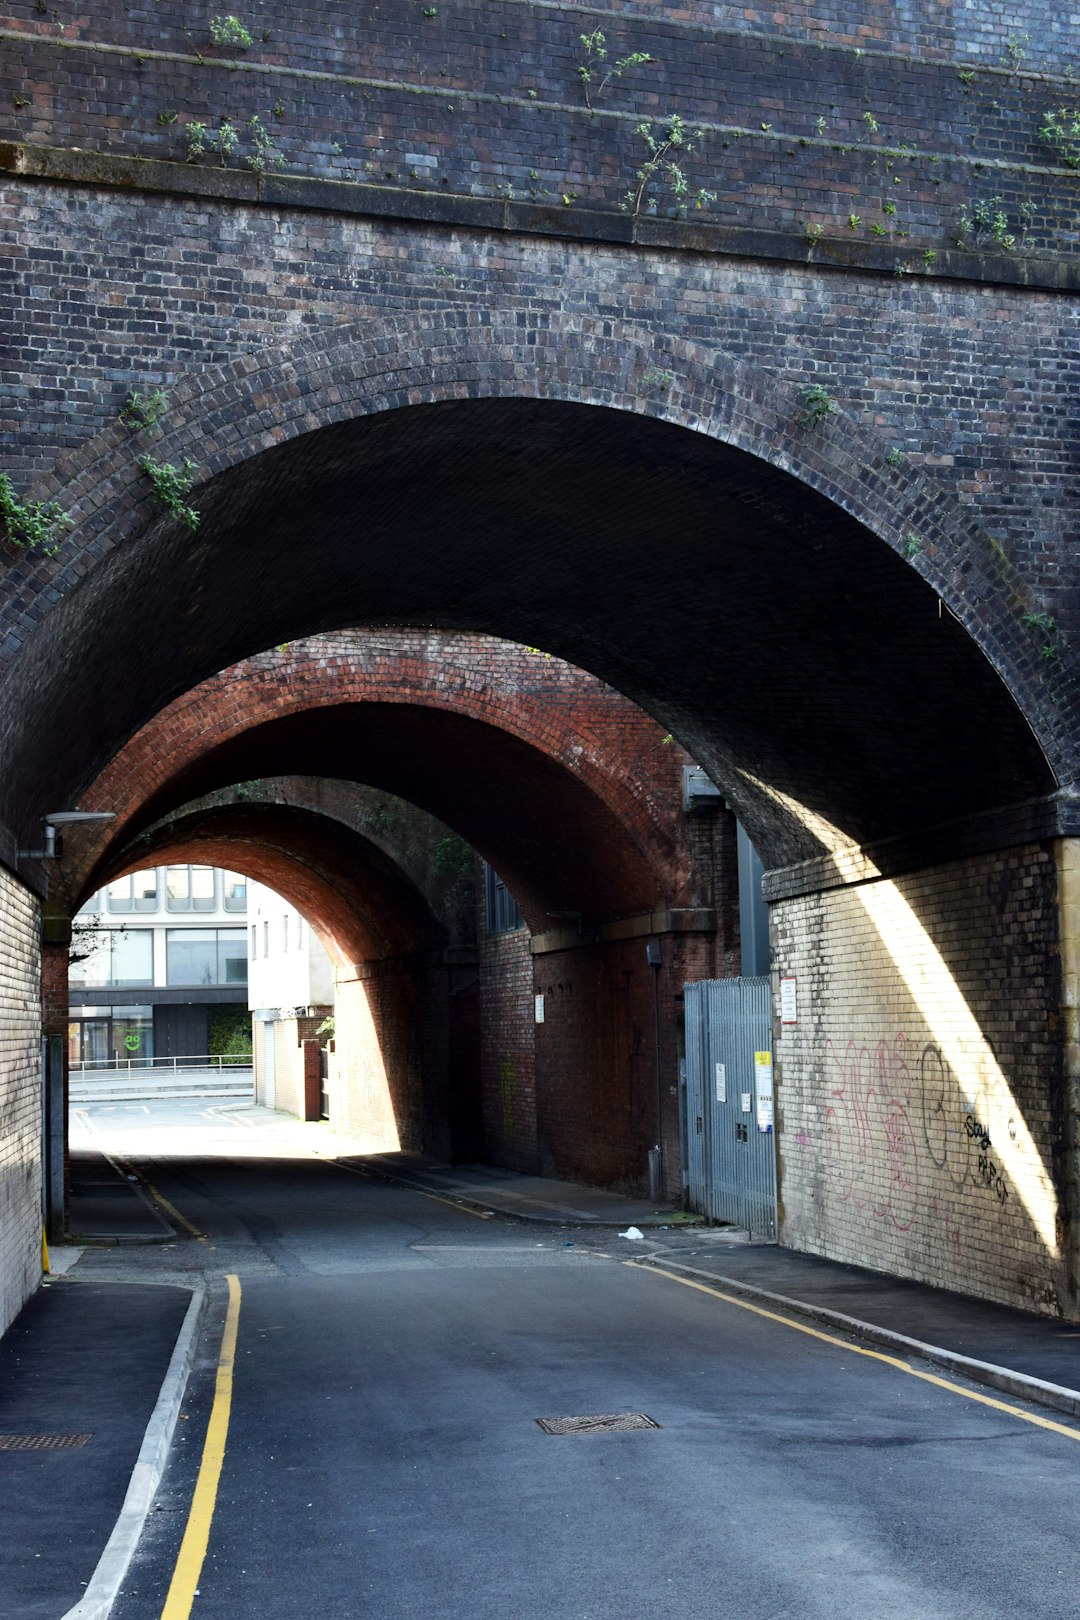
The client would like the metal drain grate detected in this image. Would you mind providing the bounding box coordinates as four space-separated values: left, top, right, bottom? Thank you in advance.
0 1433 92 1451
535 1412 660 1435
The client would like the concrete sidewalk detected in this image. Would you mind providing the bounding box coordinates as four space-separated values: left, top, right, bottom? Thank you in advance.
0 1278 197 1619
349 1151 697 1226
357 1153 1080 1420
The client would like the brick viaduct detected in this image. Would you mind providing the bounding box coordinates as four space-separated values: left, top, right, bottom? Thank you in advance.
0 0 1078 1334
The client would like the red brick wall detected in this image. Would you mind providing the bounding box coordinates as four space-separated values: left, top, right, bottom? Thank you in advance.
478 930 539 1174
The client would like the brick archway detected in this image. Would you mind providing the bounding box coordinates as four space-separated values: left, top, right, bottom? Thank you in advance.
0 308 1060 874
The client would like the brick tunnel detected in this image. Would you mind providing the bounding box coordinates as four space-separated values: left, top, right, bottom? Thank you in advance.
0 29 1077 1333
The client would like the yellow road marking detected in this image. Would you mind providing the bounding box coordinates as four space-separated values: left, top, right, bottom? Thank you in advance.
143 1179 207 1242
629 1260 1080 1444
328 1158 492 1218
108 1154 207 1241
160 1275 242 1620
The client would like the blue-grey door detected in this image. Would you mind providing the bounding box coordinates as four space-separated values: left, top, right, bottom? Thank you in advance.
683 977 777 1237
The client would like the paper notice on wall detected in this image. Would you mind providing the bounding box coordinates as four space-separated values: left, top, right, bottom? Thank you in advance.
780 977 798 1024
534 994 545 1024
740 1093 752 1115
715 1062 726 1103
754 1050 774 1133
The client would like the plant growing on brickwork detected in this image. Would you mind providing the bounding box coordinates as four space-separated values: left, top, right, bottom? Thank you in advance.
1040 107 1080 169
0 474 70 556
119 388 169 434
641 368 674 392
576 29 653 110
796 383 837 428
139 456 199 530
956 196 1016 251
208 14 253 48
244 114 279 175
433 834 474 880
903 531 922 558
1003 32 1029 73
316 1015 335 1040
621 115 715 218
885 446 903 467
1022 610 1059 661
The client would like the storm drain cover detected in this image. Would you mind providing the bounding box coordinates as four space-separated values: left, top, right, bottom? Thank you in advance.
535 1413 660 1435
0 1433 92 1451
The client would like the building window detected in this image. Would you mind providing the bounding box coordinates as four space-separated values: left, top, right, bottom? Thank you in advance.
263 920 269 958
166 864 216 913
70 929 154 988
222 870 247 913
166 928 248 986
297 916 304 949
250 924 257 961
484 864 525 934
283 915 289 953
106 869 159 913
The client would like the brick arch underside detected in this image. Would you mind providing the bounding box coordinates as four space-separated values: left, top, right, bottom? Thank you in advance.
97 802 447 966
64 633 682 931
0 319 1057 870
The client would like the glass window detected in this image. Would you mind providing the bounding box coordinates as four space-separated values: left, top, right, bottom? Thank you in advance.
107 870 159 914
110 929 153 987
106 876 133 914
166 865 216 912
283 915 289 953
250 924 257 961
223 871 247 912
167 929 216 985
192 866 215 911
263 920 269 958
219 931 248 984
112 1014 153 1063
484 864 525 934
167 929 248 986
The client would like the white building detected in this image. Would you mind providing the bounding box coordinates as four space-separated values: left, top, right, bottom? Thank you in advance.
70 864 249 1066
247 880 334 1115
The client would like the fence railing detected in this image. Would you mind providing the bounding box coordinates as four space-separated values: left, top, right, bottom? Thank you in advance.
71 1053 253 1074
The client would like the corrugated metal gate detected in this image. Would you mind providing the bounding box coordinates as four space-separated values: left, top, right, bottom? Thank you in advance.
683 977 777 1237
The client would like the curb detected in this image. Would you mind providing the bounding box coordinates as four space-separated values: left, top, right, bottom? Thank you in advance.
59 1283 207 1620
639 1256 1080 1422
339 1156 690 1229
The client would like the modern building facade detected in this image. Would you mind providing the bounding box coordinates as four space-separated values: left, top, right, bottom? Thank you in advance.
69 864 249 1068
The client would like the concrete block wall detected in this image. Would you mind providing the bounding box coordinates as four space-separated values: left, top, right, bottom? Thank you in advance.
0 868 41 1337
773 842 1071 1316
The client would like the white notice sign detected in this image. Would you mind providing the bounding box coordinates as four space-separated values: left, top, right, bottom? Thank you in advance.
534 994 545 1024
754 1050 774 1133
780 977 798 1025
740 1092 752 1115
715 1062 726 1103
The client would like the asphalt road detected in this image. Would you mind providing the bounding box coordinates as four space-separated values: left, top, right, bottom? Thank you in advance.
70 1104 1080 1619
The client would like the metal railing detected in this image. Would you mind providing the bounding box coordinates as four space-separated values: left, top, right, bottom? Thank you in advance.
71 1053 253 1074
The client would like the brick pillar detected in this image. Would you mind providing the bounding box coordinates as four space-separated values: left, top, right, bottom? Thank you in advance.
301 1037 322 1122
1057 838 1080 1302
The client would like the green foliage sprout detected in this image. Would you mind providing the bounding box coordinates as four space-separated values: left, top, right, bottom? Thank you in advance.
621 114 715 218
0 473 70 555
577 29 653 109
140 456 200 529
1040 107 1080 169
797 383 837 428
119 388 169 433
208 14 253 48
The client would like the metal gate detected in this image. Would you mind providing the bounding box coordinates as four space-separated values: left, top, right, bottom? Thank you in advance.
682 977 777 1237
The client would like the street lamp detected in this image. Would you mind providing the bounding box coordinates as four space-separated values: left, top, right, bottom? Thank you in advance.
18 810 116 860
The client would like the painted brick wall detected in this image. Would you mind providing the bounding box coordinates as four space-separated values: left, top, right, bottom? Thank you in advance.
773 843 1071 1316
0 868 41 1338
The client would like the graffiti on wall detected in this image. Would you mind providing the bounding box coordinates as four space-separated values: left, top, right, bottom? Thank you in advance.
815 1033 1010 1237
